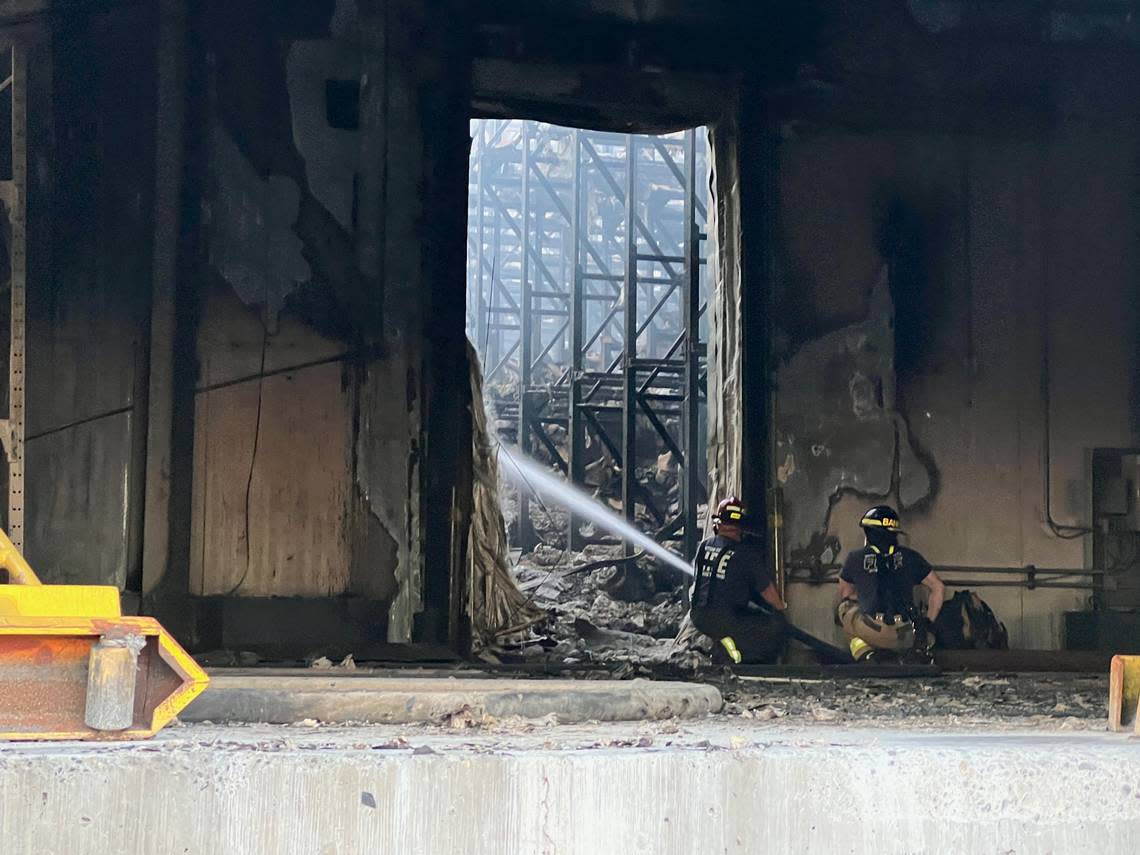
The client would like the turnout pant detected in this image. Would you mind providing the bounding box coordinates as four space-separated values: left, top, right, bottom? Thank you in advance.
690 607 785 664
837 599 914 651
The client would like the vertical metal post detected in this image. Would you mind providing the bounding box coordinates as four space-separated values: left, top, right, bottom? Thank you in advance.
474 123 487 360
621 135 638 545
681 129 700 560
739 124 776 575
7 46 26 553
566 129 584 549
142 0 190 600
533 198 543 377
517 121 535 550
489 202 501 370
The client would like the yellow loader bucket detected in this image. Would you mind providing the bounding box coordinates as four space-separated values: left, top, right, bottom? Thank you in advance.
0 528 208 740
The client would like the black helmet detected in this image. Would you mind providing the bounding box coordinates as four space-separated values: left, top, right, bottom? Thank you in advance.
860 505 903 554
859 505 904 534
712 496 750 529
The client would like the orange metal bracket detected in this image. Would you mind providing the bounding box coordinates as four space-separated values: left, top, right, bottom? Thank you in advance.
0 527 208 740
1109 655 1140 734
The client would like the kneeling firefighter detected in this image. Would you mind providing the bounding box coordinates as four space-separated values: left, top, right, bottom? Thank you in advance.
689 497 788 664
836 505 945 662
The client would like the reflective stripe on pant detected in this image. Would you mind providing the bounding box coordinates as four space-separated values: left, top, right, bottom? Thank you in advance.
690 607 784 665
837 599 914 652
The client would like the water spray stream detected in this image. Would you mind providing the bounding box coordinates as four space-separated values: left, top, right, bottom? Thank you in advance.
497 445 854 663
497 447 694 577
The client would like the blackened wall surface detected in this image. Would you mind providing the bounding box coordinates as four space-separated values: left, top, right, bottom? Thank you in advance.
0 0 472 655
23 6 156 588
1 0 1136 657
180 0 472 643
770 3 1140 647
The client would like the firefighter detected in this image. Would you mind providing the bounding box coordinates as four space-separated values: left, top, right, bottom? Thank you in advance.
836 505 945 662
689 497 787 664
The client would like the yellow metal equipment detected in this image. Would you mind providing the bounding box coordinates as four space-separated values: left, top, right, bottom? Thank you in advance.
1109 655 1140 733
0 528 208 740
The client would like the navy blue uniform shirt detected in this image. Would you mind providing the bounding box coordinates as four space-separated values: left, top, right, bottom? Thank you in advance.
839 546 932 618
691 535 771 611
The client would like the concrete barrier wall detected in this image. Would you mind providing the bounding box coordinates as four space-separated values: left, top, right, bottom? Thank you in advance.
1 730 1137 854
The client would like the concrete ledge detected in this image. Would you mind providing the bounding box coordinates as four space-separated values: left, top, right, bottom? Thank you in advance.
182 675 723 724
2 724 1139 854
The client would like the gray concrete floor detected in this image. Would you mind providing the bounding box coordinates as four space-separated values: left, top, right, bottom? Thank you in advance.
183 673 723 724
186 667 1111 729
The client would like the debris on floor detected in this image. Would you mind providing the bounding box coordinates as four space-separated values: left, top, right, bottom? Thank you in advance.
501 542 699 668
309 654 359 670
719 672 1107 728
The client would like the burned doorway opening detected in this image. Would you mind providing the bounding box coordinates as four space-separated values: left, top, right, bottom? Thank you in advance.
466 119 714 664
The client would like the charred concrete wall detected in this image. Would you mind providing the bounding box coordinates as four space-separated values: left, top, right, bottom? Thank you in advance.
3 0 1136 657
14 7 157 591
772 3 1140 648
191 0 396 604
1 0 472 653
170 0 472 645
506 1 1140 653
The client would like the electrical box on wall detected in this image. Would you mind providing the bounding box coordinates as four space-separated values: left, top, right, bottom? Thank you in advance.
1091 449 1140 610
1097 474 1129 517
1127 454 1140 532
1093 450 1140 526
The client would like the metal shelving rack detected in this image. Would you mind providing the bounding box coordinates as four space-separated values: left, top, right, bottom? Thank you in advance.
468 120 709 559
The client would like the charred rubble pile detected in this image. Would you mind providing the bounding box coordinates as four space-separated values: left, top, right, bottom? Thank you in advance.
484 382 711 668
502 542 707 668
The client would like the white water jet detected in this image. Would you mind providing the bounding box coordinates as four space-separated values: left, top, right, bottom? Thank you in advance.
497 446 694 577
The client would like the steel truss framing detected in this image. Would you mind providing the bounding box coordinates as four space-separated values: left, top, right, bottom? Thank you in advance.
467 120 709 559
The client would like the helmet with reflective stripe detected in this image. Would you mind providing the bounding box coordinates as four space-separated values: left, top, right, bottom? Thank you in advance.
859 505 905 534
712 496 750 528
860 504 904 556
711 499 747 526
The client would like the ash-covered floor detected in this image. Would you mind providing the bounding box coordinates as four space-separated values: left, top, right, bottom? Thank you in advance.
148 685 1113 752
109 669 1112 754
135 669 1113 753
181 669 1109 734
716 672 1107 731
